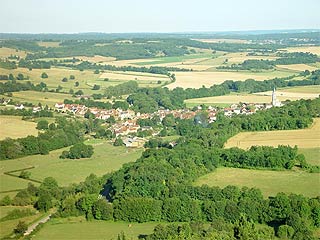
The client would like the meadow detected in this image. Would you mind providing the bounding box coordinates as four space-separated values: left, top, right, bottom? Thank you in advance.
194 167 320 198
32 217 158 240
224 118 320 149
282 46 320 56
0 116 38 140
0 140 142 198
298 148 320 166
1 91 71 107
0 47 27 58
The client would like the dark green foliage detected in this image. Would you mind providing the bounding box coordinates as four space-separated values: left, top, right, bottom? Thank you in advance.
113 138 124 146
105 81 138 97
92 199 113 220
14 221 28 235
59 142 94 159
41 72 48 78
19 171 31 179
36 119 49 130
0 59 17 69
0 208 35 222
92 84 100 90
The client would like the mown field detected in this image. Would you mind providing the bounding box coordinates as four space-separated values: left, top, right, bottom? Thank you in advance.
0 47 28 58
32 217 158 240
224 118 320 149
0 140 142 199
194 167 320 198
0 116 38 140
298 148 320 166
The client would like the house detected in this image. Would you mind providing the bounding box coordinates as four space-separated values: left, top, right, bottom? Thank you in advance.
32 106 42 113
15 104 24 110
123 137 146 148
55 103 65 110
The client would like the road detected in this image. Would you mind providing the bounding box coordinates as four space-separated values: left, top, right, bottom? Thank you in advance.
24 213 52 236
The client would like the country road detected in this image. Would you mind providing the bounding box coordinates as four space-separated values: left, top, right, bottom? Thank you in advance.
24 213 52 236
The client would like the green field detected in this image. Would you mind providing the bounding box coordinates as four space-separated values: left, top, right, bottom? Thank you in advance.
298 148 320 166
32 217 158 240
0 115 38 140
0 206 42 238
280 85 320 94
194 167 320 198
0 91 72 107
0 140 142 198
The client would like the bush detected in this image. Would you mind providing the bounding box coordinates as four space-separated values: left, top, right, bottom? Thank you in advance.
41 72 48 78
113 138 124 146
59 143 94 159
19 171 31 179
14 221 28 235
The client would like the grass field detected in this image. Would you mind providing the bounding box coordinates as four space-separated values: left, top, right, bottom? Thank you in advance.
279 85 320 94
0 206 42 239
194 167 320 198
298 148 320 166
0 140 142 198
37 41 61 48
167 69 295 89
32 217 158 240
0 116 38 140
253 90 319 100
224 118 320 149
1 91 71 107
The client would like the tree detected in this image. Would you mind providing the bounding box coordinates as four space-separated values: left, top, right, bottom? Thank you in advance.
113 138 124 146
62 77 68 82
74 81 80 87
41 72 48 78
92 84 100 90
94 69 100 74
37 120 49 130
70 75 75 80
75 90 83 95
19 171 31 179
60 143 94 159
16 73 24 80
9 73 14 80
14 221 28 235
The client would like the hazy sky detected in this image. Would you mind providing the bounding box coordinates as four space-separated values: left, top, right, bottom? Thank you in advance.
1 0 319 33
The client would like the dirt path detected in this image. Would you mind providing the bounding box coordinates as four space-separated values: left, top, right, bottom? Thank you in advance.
24 213 52 236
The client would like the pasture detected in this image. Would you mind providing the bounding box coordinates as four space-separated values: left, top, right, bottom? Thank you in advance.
279 85 320 94
0 116 38 140
298 148 320 166
277 63 319 72
253 90 319 100
194 167 320 198
224 118 320 149
0 140 142 198
32 217 158 240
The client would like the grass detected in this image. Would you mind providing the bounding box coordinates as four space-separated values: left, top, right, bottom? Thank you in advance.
0 116 38 140
276 63 319 72
283 46 320 56
194 167 320 198
0 140 142 196
298 148 320 166
0 206 42 239
279 85 320 94
0 47 27 58
32 217 158 240
37 41 61 48
225 118 320 149
0 91 72 107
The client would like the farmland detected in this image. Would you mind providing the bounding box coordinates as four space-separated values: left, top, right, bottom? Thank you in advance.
167 69 295 89
0 116 38 140
32 217 158 240
224 118 320 149
194 167 320 198
0 140 142 198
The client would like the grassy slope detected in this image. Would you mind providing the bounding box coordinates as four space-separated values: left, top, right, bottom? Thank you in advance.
0 140 142 198
194 167 320 198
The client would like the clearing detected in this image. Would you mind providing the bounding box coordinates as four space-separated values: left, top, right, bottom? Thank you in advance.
224 118 320 149
194 167 320 198
0 116 38 140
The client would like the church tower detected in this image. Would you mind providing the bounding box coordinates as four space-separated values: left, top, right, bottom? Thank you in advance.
272 87 277 106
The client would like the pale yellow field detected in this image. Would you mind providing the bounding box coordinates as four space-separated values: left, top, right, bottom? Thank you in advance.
0 116 38 140
277 64 319 72
283 46 320 56
0 47 27 58
37 41 61 48
167 70 294 89
224 118 320 149
193 38 250 44
194 167 320 198
77 55 116 63
99 71 169 81
253 90 319 100
280 85 320 94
